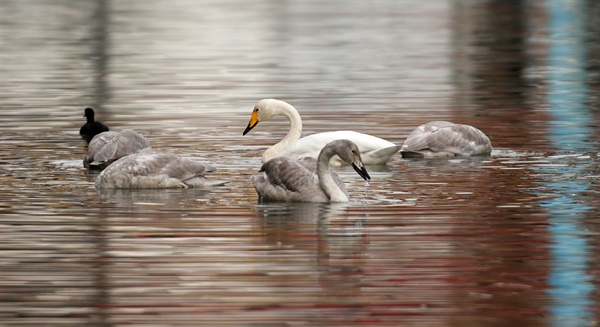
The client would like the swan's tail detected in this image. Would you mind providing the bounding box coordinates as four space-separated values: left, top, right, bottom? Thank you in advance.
367 145 401 164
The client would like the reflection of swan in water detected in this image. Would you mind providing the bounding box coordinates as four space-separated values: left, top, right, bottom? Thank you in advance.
255 202 367 245
96 187 211 208
400 121 492 158
243 99 400 165
95 152 225 189
252 139 370 203
80 107 109 142
255 202 368 302
84 130 151 170
402 154 490 169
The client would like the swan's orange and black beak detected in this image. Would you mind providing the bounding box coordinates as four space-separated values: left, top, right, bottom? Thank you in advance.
243 110 259 135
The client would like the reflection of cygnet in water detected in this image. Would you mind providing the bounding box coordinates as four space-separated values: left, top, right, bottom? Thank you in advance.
257 203 367 241
256 202 368 298
96 187 211 208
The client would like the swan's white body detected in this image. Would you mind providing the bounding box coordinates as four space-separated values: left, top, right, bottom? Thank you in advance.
251 139 371 203
243 99 400 166
400 121 492 158
95 152 225 189
84 130 151 170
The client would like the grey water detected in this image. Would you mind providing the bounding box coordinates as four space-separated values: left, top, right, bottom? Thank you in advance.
1 1 598 326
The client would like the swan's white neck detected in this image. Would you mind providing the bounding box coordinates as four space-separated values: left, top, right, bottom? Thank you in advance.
317 146 349 202
262 102 302 162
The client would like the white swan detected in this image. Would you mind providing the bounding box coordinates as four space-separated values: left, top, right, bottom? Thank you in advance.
243 99 400 166
95 152 225 189
84 130 151 170
400 121 492 158
251 139 371 202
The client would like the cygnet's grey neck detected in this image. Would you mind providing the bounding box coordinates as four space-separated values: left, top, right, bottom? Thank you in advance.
316 144 349 202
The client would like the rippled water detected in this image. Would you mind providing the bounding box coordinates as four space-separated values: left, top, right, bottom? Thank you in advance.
1 1 599 326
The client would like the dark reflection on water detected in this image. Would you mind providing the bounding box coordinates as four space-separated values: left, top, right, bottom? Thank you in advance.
89 0 109 111
1 0 599 326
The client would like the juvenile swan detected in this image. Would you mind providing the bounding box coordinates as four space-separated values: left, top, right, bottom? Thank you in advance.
84 130 151 170
251 139 371 203
95 152 225 189
400 121 492 158
243 99 400 165
80 108 109 142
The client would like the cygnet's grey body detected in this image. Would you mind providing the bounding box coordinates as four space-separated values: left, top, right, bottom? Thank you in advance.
84 130 151 170
95 152 224 189
252 139 370 203
400 121 492 158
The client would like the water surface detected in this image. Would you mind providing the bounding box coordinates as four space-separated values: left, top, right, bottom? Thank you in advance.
1 1 599 326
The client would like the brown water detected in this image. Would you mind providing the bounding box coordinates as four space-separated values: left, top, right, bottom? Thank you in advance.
1 1 599 326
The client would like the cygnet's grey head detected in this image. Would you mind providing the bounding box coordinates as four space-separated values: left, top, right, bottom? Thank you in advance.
331 139 371 182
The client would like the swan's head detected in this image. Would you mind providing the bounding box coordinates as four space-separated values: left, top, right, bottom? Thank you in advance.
333 139 371 182
243 99 290 135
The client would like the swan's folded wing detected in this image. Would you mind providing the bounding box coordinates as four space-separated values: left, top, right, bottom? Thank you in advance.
87 130 151 165
113 131 151 159
119 130 151 148
294 156 347 193
259 157 317 194
424 125 491 155
159 155 216 181
87 132 120 164
400 121 448 152
295 157 317 172
87 131 117 153
401 123 492 156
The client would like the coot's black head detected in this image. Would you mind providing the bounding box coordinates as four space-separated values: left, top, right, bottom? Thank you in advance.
84 107 95 119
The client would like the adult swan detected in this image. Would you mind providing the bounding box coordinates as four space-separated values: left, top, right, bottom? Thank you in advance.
243 99 400 166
